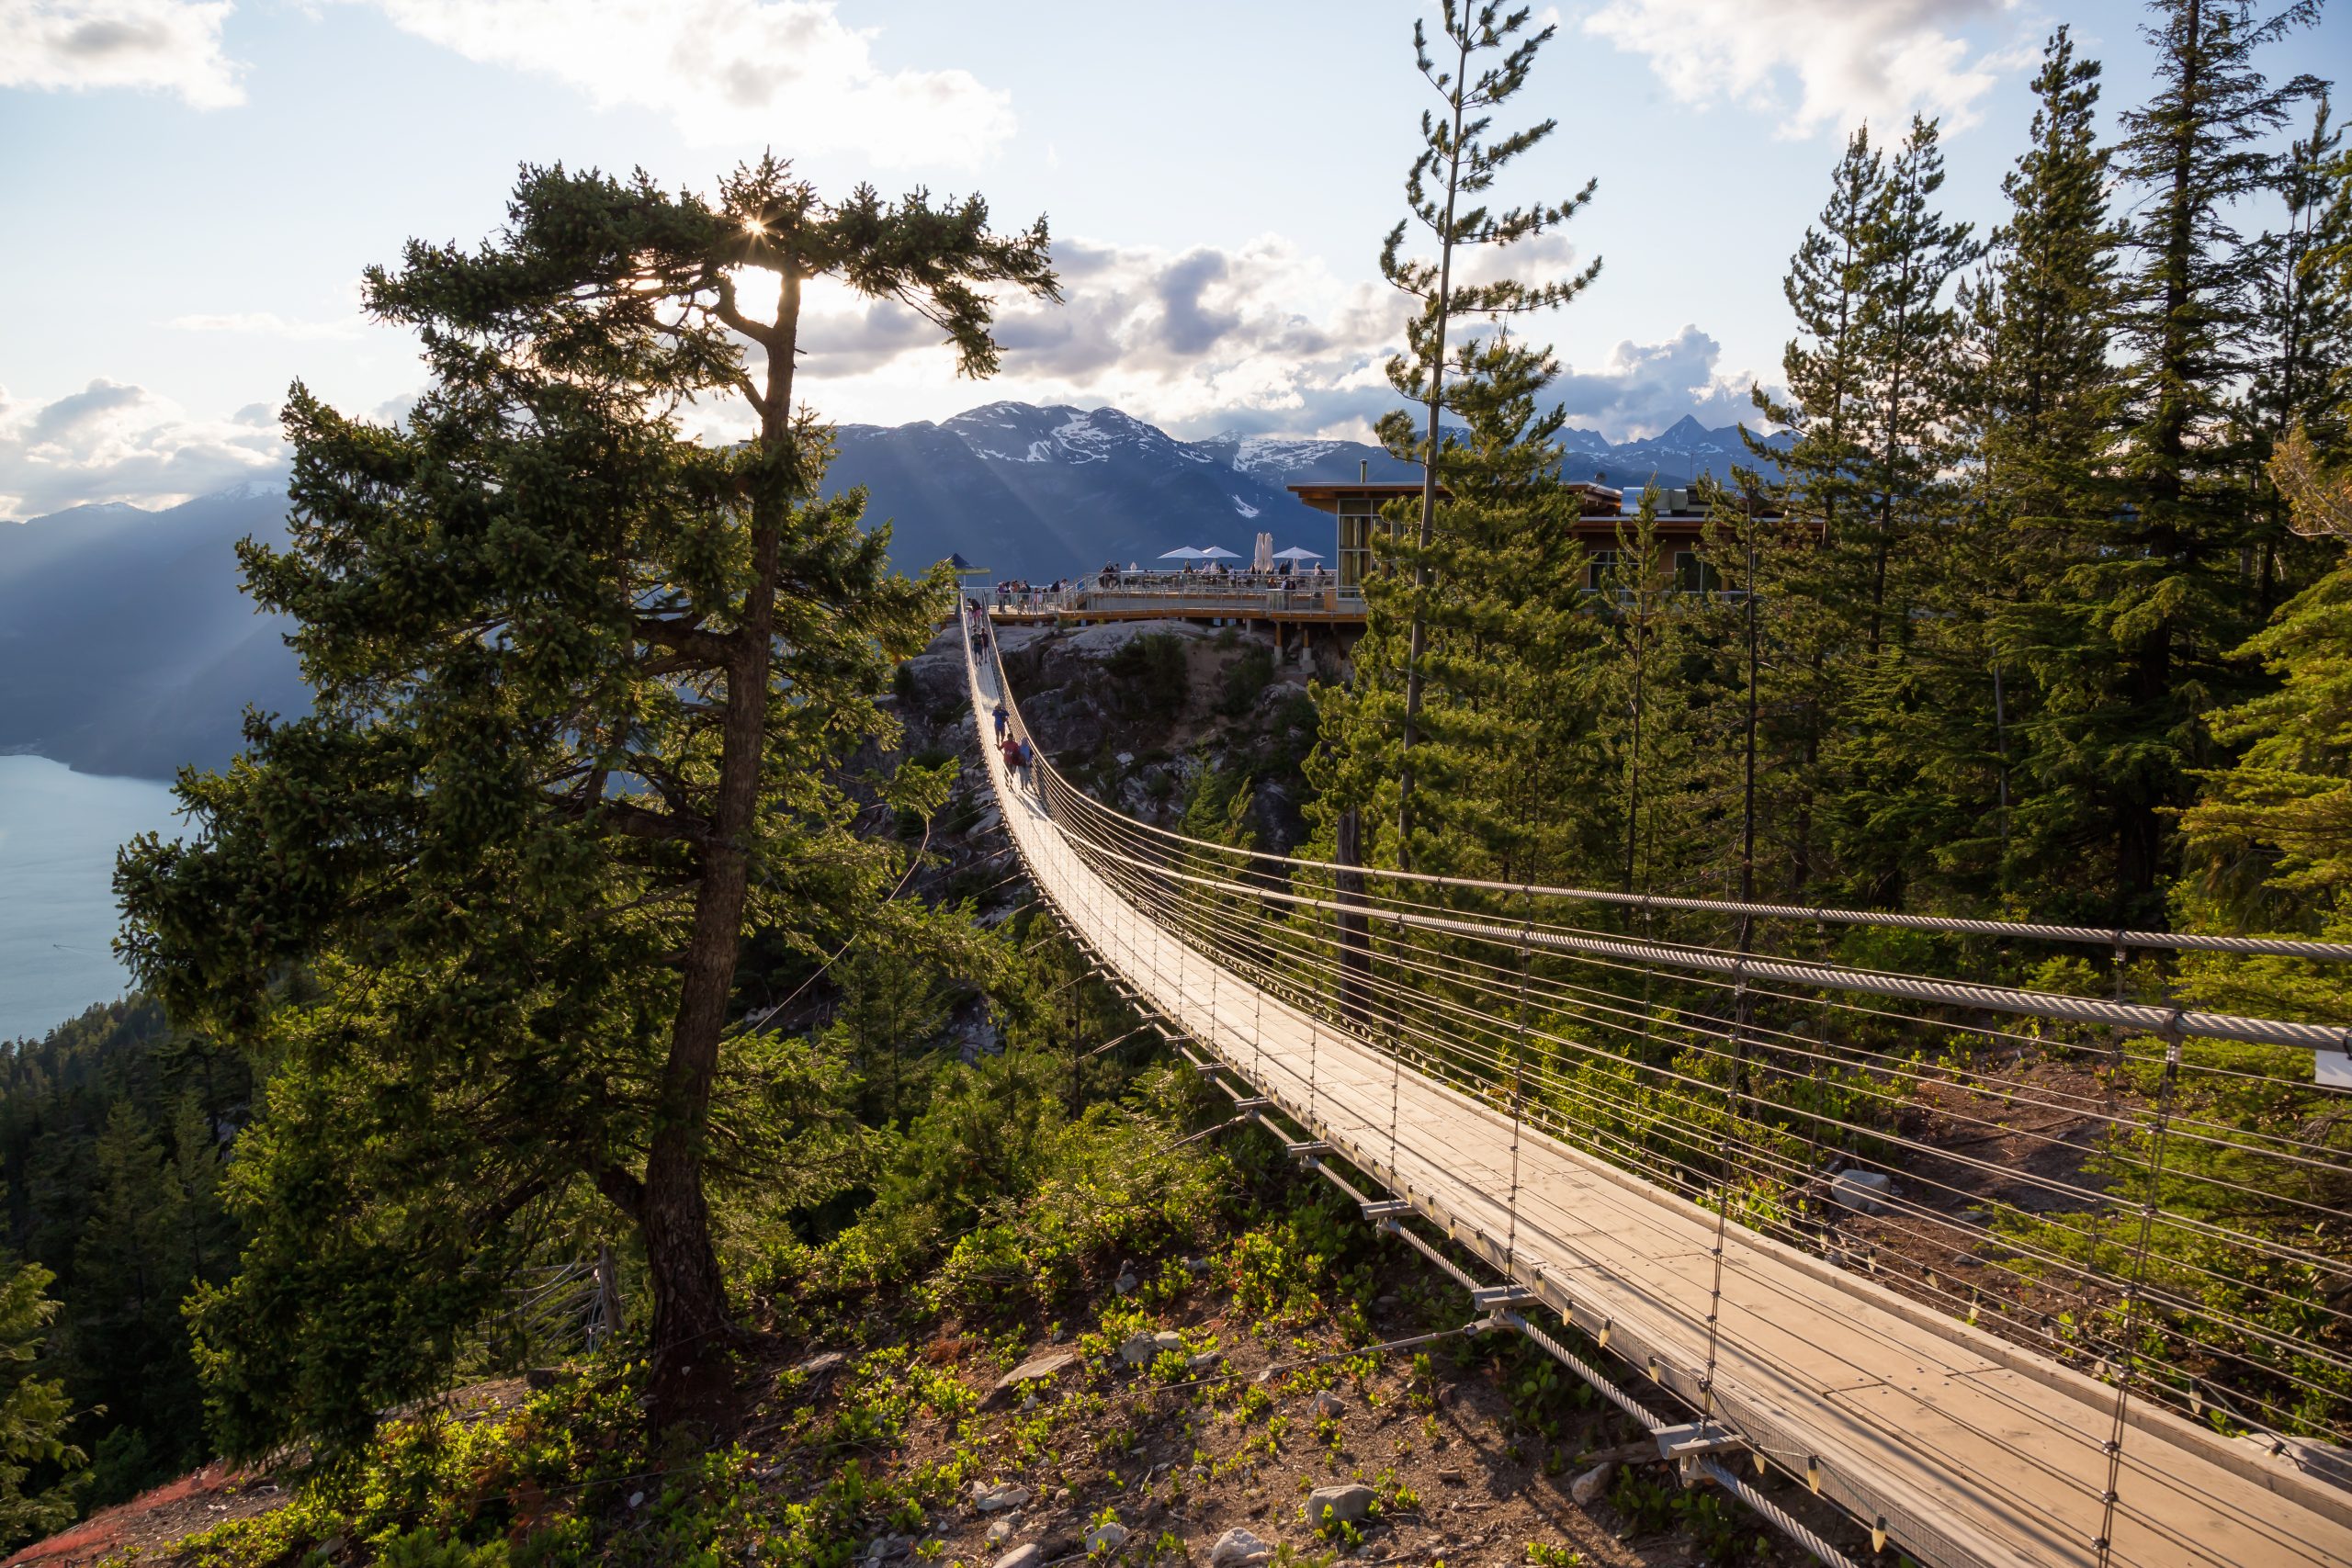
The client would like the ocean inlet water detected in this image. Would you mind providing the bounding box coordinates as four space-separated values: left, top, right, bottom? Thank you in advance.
0 754 186 1043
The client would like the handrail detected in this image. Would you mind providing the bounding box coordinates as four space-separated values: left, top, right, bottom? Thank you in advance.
1023 742 2352 964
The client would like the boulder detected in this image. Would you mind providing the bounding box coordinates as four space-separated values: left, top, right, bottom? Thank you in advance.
1306 1483 1377 1527
993 1548 1044 1568
1086 1521 1131 1554
1829 1169 1896 1215
990 1350 1080 1404
1208 1528 1274 1568
973 1482 1032 1513
1060 619 1211 659
985 1522 1012 1547
1570 1461 1616 1508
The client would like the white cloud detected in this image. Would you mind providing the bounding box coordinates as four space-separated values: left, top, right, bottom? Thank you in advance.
170 310 366 340
1555 325 1770 437
737 233 1763 445
354 0 1015 166
0 0 242 107
1582 0 2023 138
0 379 286 518
695 237 1397 439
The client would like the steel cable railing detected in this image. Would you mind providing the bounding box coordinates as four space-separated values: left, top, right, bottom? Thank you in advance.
964 618 2352 1567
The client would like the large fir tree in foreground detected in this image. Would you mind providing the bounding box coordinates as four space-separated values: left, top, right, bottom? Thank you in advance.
116 158 1056 1449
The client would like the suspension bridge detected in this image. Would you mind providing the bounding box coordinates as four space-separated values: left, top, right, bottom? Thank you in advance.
960 623 2352 1568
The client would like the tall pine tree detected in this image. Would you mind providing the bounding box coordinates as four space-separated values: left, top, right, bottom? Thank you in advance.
1746 129 1883 899
1378 1 1599 864
2080 0 2326 913
1976 28 2129 911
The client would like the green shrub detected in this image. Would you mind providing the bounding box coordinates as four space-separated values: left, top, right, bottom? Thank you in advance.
1106 636 1189 717
1214 645 1276 719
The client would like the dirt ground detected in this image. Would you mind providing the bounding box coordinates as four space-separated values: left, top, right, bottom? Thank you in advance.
749 1256 1878 1568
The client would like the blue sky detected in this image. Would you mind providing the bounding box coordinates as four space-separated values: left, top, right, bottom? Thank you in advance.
2 0 2345 517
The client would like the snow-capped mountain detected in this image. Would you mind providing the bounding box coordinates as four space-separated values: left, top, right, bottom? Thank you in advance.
1 404 1787 780
830 401 1787 579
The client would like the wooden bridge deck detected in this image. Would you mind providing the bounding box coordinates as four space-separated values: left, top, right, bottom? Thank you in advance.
966 644 2352 1568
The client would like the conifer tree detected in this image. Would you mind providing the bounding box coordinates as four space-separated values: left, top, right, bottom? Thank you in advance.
2077 0 2324 911
2247 92 2352 607
117 158 1057 1449
65 1109 198 1457
1310 333 1597 884
1980 28 2120 528
0 1261 83 1551
1811 117 1980 908
1746 130 1882 897
2177 232 2352 1010
1854 116 1979 656
1378 1 1599 863
1968 28 2126 909
1591 485 1715 904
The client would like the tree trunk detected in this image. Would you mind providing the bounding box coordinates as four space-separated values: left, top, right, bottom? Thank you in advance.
640 265 803 1430
1396 39 1470 872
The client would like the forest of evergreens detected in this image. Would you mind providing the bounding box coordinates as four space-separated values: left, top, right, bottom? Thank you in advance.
0 0 2345 1560
1321 7 2349 959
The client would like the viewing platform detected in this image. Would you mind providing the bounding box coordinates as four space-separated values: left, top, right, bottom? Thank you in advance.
988 571 1364 630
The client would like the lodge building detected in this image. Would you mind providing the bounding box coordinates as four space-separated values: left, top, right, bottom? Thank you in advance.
984 476 1772 650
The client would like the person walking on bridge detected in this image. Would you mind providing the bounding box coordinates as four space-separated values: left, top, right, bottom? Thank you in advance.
1000 733 1026 792
991 703 1009 744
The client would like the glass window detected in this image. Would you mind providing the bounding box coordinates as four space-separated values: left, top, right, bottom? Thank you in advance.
1586 548 1620 592
1673 550 1721 594
1336 497 1376 588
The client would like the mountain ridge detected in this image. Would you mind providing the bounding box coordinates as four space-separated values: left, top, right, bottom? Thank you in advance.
824 400 1788 577
2 400 1786 779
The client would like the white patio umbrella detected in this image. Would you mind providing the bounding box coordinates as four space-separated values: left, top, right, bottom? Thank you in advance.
1158 547 1205 560
1196 546 1240 560
1251 531 1274 571
1272 546 1323 560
